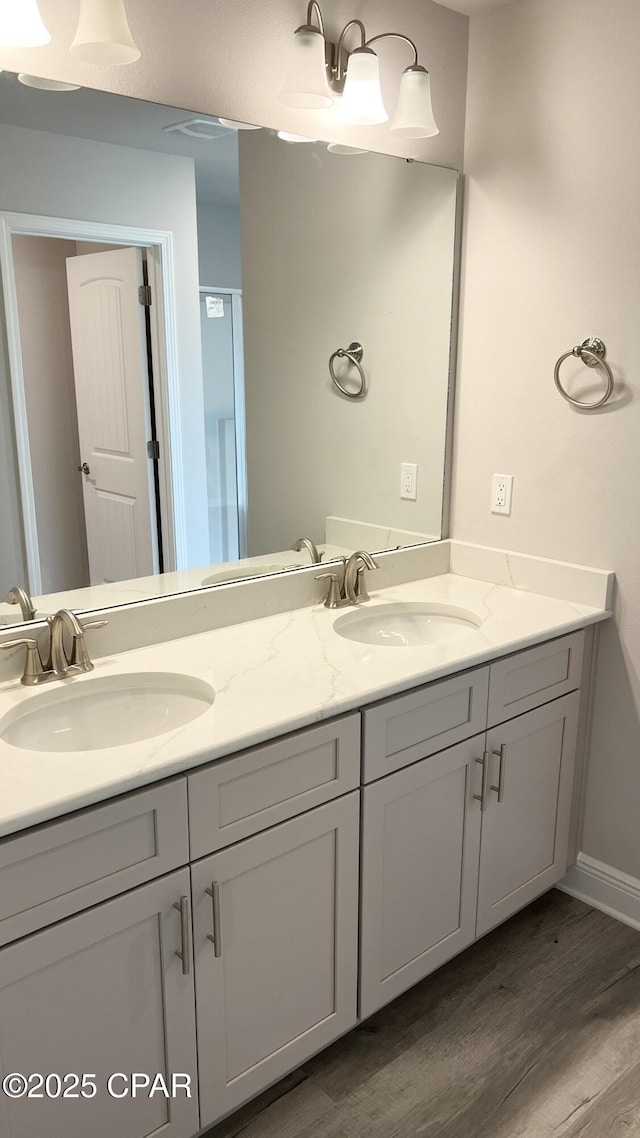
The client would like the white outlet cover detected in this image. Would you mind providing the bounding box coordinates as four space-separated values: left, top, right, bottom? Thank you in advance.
491 473 514 515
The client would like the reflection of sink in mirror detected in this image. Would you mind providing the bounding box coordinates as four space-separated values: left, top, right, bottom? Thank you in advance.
0 70 458 627
202 564 295 585
0 673 214 753
333 603 482 648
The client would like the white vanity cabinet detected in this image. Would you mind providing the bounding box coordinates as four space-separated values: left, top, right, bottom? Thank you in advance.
0 628 589 1134
0 869 199 1138
187 714 361 1128
191 793 360 1127
359 632 584 1018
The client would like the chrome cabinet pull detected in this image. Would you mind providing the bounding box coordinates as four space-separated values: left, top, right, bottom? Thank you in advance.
473 752 491 812
491 745 507 803
173 895 191 975
205 882 222 958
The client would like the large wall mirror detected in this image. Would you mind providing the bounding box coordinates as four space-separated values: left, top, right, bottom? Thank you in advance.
0 71 460 628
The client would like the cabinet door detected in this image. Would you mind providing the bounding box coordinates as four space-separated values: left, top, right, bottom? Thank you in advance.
192 793 359 1128
0 870 199 1138
359 737 483 1020
476 692 580 937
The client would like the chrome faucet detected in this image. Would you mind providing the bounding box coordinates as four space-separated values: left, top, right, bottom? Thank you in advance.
343 551 379 604
0 609 108 686
316 551 379 609
291 537 324 565
3 586 37 622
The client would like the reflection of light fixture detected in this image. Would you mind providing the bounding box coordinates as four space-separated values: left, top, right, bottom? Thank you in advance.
70 0 140 65
218 118 261 130
18 74 81 91
327 142 367 155
279 3 439 139
0 0 51 47
277 131 317 143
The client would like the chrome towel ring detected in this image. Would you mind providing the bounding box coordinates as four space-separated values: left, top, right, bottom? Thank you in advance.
329 341 367 399
554 337 614 409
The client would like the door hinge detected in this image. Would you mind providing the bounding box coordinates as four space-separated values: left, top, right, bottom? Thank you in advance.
138 284 152 307
147 439 160 460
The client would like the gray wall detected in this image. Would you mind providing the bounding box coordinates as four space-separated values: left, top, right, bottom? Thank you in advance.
12 235 89 594
240 132 457 555
452 0 640 879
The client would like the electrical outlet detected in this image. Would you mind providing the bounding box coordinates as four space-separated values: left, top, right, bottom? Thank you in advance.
491 474 514 516
401 463 418 501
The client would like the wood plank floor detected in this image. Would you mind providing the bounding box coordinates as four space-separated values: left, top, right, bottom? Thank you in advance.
204 891 640 1138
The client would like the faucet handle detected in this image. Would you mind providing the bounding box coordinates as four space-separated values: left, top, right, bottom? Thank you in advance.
315 572 344 610
70 619 109 671
0 638 45 685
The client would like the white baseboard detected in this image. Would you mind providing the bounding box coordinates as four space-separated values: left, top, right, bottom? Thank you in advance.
558 854 640 932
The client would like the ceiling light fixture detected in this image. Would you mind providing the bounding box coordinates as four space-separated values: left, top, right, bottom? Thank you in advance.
0 0 51 48
280 2 439 139
217 118 262 130
70 0 140 66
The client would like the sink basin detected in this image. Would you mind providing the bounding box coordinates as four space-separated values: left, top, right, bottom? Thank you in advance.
0 672 214 753
333 602 481 648
202 564 291 585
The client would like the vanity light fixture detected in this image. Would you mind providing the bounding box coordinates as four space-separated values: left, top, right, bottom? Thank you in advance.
218 118 261 130
277 130 318 143
279 2 439 139
18 74 81 91
70 0 140 65
0 0 50 47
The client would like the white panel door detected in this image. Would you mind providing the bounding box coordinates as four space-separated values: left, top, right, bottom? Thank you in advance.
66 247 157 584
476 692 580 937
0 870 199 1138
192 793 360 1128
359 737 483 1019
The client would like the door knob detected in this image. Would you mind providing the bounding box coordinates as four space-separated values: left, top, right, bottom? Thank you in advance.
77 463 90 475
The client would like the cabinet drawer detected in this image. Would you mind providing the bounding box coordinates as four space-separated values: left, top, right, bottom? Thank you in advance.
0 780 189 946
487 631 584 727
362 667 489 782
188 714 361 859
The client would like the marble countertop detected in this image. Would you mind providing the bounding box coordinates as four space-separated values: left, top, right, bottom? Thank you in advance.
0 570 611 839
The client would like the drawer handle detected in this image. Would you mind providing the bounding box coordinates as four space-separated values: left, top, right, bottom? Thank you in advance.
173 895 191 975
491 745 506 803
205 882 222 958
473 752 490 812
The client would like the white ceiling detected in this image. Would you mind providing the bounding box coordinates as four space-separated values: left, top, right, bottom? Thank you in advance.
435 0 518 14
0 70 240 209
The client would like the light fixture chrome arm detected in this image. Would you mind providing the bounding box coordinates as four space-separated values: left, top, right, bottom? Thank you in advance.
305 1 325 34
364 32 420 68
334 19 368 83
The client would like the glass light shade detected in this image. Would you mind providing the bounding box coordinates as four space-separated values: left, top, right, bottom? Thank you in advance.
70 0 141 65
0 0 50 47
390 67 439 139
336 48 388 126
279 26 333 110
18 74 81 91
218 118 261 130
277 131 317 143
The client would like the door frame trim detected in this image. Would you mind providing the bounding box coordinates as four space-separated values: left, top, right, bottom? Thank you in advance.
199 285 248 559
0 212 184 593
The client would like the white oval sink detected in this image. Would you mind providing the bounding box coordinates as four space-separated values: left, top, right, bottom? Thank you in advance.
333 602 481 648
0 672 215 753
202 564 289 585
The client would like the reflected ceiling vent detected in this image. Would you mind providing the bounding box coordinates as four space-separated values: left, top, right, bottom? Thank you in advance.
163 118 233 141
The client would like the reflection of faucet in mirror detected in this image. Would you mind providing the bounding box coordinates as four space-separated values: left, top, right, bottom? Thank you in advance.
0 610 108 686
3 586 37 623
291 538 325 565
